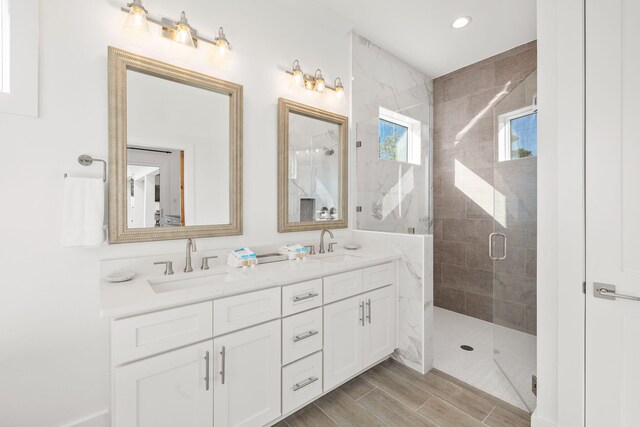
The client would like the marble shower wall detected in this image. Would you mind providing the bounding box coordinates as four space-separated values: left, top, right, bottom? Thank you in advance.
351 230 433 374
352 34 433 234
432 41 537 335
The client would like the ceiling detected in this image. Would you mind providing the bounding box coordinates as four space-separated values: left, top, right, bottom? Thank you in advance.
278 0 536 78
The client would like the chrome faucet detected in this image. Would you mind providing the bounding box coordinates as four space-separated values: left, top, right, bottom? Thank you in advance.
184 239 197 273
319 229 334 254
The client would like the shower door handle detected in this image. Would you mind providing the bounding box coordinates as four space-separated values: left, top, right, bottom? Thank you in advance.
489 233 507 260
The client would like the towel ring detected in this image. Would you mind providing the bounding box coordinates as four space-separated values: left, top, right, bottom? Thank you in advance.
65 155 107 182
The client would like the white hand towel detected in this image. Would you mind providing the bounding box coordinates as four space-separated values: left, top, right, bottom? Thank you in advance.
61 177 105 247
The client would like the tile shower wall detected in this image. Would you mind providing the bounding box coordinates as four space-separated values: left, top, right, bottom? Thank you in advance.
432 41 537 335
352 34 433 234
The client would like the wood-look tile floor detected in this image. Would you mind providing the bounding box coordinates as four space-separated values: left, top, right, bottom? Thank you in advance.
276 359 531 427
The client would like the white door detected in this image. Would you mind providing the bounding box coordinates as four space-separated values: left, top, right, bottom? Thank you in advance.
323 295 365 390
586 0 640 425
213 320 281 427
363 286 397 366
114 340 213 427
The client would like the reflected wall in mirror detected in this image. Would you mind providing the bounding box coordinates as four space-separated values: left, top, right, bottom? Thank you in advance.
109 47 242 243
278 98 348 232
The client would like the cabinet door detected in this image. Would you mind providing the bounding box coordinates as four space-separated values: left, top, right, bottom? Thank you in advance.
364 286 397 366
214 320 281 427
114 340 213 427
323 295 364 390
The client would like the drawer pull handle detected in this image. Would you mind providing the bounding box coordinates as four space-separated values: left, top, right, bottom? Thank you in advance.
293 376 319 392
204 351 210 391
293 330 319 342
293 292 319 302
220 346 226 385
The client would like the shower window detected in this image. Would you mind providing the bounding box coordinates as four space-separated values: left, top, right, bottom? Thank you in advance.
378 107 421 165
498 105 538 161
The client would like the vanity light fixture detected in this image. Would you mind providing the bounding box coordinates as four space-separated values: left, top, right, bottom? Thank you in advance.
314 69 326 93
171 11 196 48
451 16 472 29
123 0 150 33
286 60 343 97
120 1 232 51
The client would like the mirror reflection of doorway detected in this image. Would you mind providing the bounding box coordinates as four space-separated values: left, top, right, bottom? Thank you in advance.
126 147 184 228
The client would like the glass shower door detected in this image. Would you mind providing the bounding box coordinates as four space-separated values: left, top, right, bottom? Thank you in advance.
491 70 538 412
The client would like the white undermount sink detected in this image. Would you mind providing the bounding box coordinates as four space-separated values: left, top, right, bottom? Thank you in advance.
148 272 239 294
318 254 362 263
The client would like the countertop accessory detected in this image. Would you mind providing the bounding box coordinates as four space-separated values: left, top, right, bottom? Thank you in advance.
344 243 360 250
105 271 136 283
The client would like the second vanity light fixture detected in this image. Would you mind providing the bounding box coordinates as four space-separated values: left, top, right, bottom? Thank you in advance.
122 0 231 54
288 59 344 98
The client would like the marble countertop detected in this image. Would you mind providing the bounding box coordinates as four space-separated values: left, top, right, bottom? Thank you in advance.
99 250 400 319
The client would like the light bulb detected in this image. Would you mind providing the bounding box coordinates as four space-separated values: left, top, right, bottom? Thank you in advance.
174 12 195 48
451 16 472 29
292 60 303 86
123 1 150 34
215 27 231 58
334 77 344 98
315 69 325 93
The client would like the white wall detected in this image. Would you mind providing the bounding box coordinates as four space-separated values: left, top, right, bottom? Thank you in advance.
0 1 350 425
535 0 585 426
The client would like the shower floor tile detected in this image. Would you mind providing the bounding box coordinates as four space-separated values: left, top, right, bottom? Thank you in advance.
434 307 537 412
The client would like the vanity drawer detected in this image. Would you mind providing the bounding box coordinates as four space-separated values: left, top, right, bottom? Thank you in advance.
112 302 213 365
282 279 323 316
213 287 281 336
323 270 364 303
282 352 323 414
282 308 323 365
363 262 396 291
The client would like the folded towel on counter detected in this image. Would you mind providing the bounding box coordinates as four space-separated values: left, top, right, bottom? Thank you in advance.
61 177 105 247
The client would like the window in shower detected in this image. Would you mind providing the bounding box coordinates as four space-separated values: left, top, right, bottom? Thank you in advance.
498 105 538 161
378 107 421 165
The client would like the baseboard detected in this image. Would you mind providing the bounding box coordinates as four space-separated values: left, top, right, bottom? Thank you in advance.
65 410 109 427
531 409 556 427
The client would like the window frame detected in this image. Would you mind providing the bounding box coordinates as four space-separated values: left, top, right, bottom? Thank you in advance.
498 104 538 162
0 0 39 117
378 107 421 165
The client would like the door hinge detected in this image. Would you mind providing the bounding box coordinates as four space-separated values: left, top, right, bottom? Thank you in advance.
582 281 586 294
532 375 537 396
356 140 362 148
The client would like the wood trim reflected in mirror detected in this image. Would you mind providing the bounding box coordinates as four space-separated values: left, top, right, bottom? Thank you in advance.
278 98 348 232
108 47 243 243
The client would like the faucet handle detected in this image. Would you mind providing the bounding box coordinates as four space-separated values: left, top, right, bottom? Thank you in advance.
328 242 338 253
154 261 174 275
201 256 218 270
304 245 316 255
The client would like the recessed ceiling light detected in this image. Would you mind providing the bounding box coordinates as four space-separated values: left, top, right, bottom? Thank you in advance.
451 16 472 29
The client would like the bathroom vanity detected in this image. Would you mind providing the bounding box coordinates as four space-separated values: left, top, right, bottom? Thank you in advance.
100 251 398 427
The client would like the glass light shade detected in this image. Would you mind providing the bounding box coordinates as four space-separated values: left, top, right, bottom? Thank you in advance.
175 24 195 47
124 6 150 34
315 79 326 93
293 70 303 85
335 86 344 98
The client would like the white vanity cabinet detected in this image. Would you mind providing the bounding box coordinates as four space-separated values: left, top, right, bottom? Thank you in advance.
323 266 397 390
106 259 398 427
213 320 281 427
114 340 214 427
